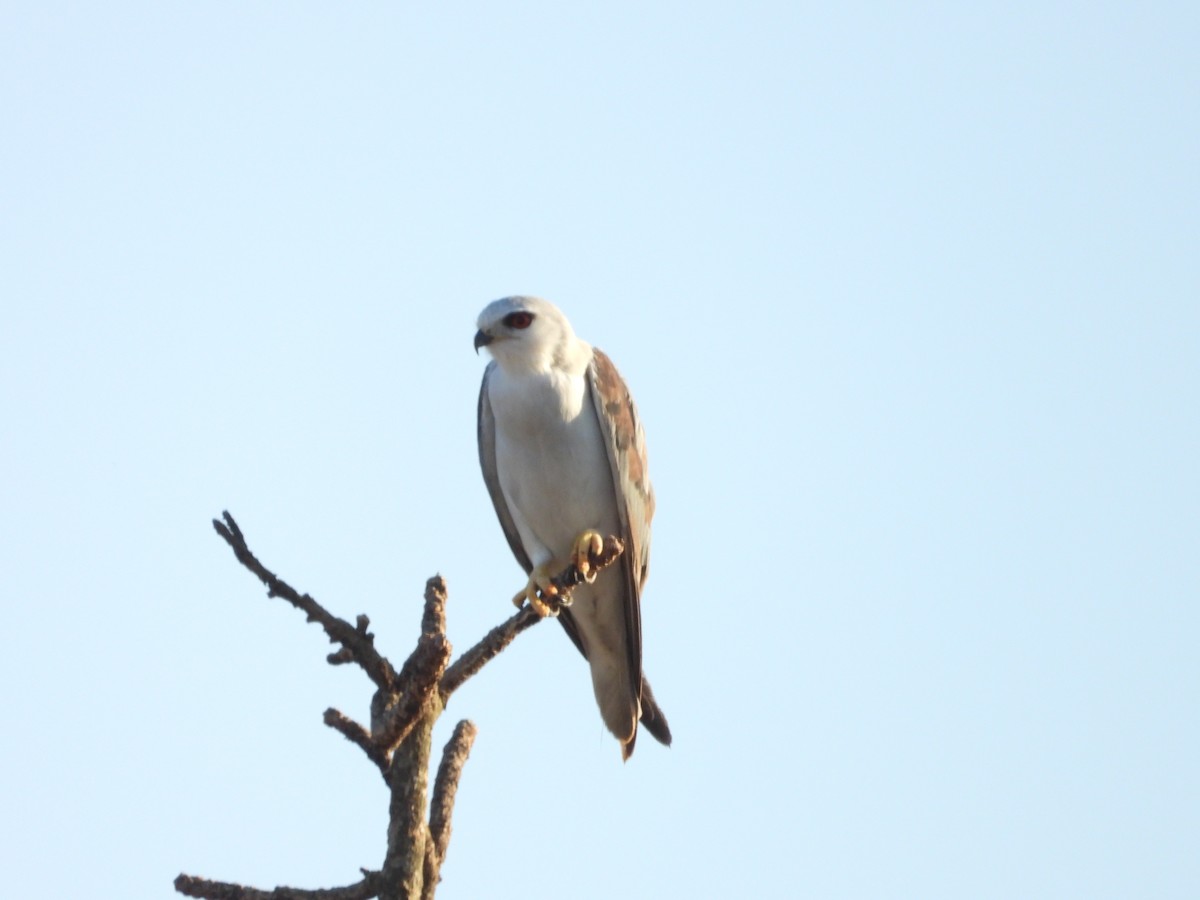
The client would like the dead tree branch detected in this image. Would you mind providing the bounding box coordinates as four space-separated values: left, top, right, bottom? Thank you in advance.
211 513 396 691
178 512 623 900
174 871 383 900
439 534 625 700
422 720 478 899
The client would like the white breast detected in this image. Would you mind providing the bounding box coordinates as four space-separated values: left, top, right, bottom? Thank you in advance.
487 366 620 567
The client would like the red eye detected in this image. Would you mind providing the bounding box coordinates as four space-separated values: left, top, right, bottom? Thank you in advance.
503 312 534 329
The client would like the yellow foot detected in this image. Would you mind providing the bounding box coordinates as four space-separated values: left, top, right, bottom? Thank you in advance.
571 530 605 583
512 563 561 617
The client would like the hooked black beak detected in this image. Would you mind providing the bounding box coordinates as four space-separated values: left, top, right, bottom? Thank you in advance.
474 329 493 354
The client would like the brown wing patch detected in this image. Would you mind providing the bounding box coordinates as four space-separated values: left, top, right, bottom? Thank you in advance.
590 348 653 514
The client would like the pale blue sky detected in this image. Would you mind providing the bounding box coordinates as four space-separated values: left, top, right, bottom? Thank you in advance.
2 3 1197 898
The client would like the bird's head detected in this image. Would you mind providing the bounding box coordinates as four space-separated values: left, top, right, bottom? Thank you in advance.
474 296 585 373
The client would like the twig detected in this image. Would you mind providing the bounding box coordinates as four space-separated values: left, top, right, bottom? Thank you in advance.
212 512 396 691
323 709 387 774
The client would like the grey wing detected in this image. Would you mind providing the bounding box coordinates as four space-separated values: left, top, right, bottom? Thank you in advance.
585 349 655 704
478 362 534 574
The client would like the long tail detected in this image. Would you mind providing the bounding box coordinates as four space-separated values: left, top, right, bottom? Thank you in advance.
638 675 672 746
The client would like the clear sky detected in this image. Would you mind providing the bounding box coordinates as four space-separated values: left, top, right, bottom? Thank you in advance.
2 3 1197 898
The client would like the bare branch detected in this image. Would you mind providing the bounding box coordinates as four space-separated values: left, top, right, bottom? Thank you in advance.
440 536 625 700
212 512 396 691
422 721 478 897
323 708 388 775
174 870 382 900
371 637 450 755
421 575 448 639
186 516 627 900
371 579 452 756
375 577 454 897
439 605 541 700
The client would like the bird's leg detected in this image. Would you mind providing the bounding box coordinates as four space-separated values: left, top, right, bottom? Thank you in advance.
570 530 605 583
511 533 605 617
512 563 561 618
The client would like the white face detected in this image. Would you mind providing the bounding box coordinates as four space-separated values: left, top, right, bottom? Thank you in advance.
475 296 575 371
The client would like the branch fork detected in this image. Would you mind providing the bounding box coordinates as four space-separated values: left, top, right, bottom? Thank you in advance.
178 511 624 900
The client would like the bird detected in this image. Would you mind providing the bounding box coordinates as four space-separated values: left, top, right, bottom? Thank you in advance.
475 296 671 760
